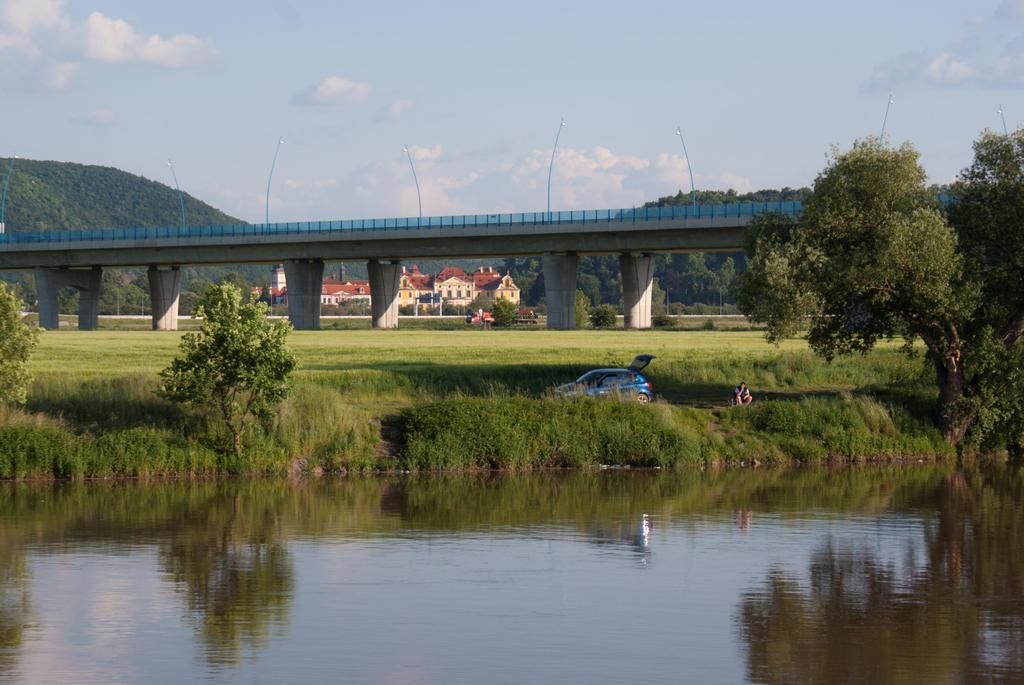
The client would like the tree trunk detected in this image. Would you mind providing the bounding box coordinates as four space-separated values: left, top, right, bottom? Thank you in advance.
228 424 242 457
934 356 972 445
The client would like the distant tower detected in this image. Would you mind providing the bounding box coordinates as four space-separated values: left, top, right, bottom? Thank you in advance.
271 264 286 290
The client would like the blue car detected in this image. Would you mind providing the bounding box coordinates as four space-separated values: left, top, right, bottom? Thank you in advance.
554 355 656 403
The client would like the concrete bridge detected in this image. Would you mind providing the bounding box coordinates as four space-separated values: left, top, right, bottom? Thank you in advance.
0 202 801 331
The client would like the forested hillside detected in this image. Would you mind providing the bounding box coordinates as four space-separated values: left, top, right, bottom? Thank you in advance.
0 157 239 232
0 158 264 313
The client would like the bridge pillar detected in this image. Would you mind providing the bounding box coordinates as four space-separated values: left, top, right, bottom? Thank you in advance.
147 266 182 331
284 259 324 330
619 253 654 329
34 266 103 331
542 252 578 330
368 259 401 329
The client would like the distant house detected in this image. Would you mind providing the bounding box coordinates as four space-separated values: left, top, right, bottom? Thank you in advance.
258 263 519 311
321 278 371 305
472 266 520 303
434 266 475 306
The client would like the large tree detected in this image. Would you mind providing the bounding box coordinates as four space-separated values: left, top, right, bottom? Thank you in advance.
0 282 40 405
738 134 1024 450
160 284 296 456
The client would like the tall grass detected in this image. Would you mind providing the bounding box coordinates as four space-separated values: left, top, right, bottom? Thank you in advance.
402 395 701 470
0 329 955 479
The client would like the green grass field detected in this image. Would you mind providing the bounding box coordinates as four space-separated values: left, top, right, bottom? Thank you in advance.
0 327 951 479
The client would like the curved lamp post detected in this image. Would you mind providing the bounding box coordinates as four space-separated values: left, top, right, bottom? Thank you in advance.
547 117 566 218
403 144 423 219
999 104 1009 135
880 93 894 141
266 136 285 225
167 159 186 230
1 155 16 235
675 126 696 208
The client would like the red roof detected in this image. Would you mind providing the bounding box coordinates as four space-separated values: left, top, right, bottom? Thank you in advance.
435 266 468 282
473 270 502 290
323 278 372 294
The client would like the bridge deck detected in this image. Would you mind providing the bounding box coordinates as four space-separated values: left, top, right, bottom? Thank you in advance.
0 201 802 269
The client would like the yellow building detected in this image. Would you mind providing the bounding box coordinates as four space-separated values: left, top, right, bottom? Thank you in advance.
397 264 520 311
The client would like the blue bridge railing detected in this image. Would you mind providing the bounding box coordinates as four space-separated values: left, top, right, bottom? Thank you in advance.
0 201 803 246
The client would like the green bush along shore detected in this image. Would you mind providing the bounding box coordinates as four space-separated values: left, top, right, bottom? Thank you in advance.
0 329 954 479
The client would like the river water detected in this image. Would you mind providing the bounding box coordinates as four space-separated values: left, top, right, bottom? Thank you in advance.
0 465 1021 684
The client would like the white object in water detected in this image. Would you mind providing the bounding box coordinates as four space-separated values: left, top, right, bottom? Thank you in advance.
640 514 651 543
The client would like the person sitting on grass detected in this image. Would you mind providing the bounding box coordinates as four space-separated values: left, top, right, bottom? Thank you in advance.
732 382 753 406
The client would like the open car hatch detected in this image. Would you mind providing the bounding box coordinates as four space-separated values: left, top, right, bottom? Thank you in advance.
627 354 655 372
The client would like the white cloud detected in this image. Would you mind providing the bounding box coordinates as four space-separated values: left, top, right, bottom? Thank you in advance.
373 98 414 122
45 60 76 89
925 53 974 84
293 75 371 106
73 107 114 126
408 144 442 162
2 0 65 34
80 12 217 67
865 5 1024 90
284 178 336 191
0 2 217 90
215 142 762 224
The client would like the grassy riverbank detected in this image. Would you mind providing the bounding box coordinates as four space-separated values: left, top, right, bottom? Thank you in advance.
0 328 952 479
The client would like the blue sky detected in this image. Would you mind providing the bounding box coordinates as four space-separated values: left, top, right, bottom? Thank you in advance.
2 0 1021 222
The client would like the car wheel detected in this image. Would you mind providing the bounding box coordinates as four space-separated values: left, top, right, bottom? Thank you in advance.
636 392 651 404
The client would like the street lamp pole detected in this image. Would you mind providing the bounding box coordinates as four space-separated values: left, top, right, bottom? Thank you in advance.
1 155 16 235
167 159 186 230
403 144 423 219
675 126 696 208
999 104 1009 135
266 136 285 225
547 117 566 218
880 93 894 142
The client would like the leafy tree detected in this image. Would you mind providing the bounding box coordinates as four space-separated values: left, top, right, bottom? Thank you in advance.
738 135 1024 450
468 293 490 313
651 279 668 316
490 298 519 327
711 257 736 314
590 304 618 328
0 282 40 404
574 289 591 329
578 272 602 309
159 284 296 456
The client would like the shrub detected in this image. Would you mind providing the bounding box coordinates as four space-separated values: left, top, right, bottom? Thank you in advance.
653 315 675 328
490 299 519 327
0 281 40 405
401 396 703 470
160 284 296 456
702 319 716 331
0 424 83 479
574 290 591 329
589 304 617 329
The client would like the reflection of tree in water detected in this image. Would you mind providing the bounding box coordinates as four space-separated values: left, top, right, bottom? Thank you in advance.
737 465 1024 684
0 538 29 677
159 489 294 667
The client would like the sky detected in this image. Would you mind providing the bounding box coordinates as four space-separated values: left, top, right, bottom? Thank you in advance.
2 0 1022 223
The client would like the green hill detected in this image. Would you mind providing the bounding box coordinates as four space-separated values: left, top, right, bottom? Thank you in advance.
0 157 240 232
0 158 272 314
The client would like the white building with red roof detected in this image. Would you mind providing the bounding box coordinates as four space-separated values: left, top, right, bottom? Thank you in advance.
258 263 518 311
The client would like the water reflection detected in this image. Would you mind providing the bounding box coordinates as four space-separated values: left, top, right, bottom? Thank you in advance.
737 464 1024 684
0 540 30 677
0 464 1019 683
158 487 294 666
